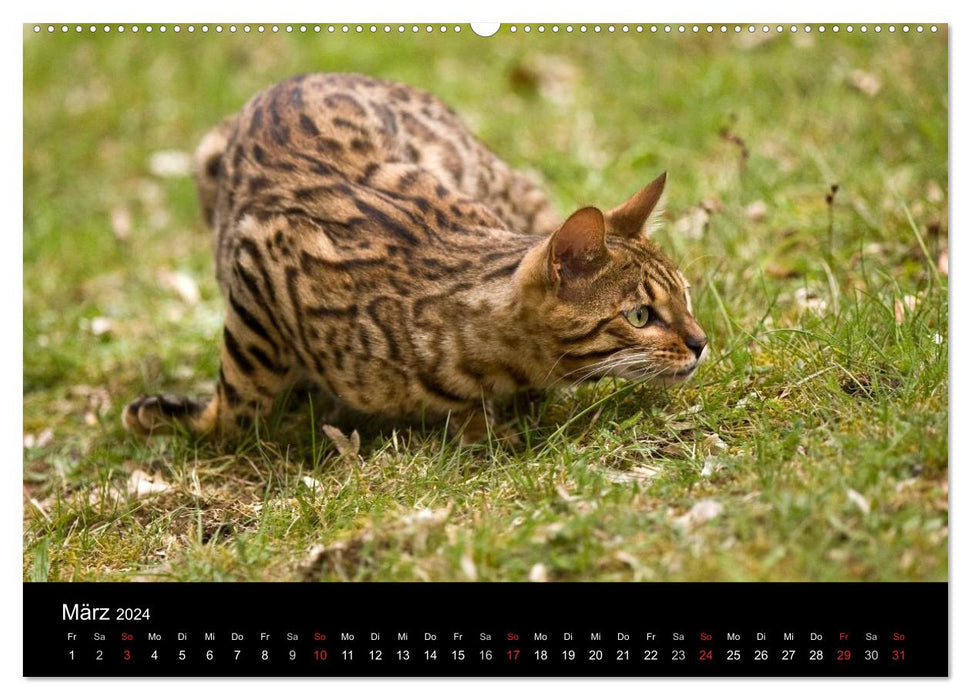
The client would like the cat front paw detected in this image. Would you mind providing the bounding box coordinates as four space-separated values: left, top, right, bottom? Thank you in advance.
122 394 206 436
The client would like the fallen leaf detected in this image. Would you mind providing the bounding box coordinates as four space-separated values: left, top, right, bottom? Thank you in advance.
322 424 361 460
673 206 710 240
24 428 54 449
148 150 192 178
460 554 478 581
600 465 662 484
158 269 201 305
849 69 882 97
794 288 828 315
702 433 728 455
894 294 920 325
399 507 450 530
90 316 115 336
745 200 768 222
301 475 323 492
508 54 579 106
846 488 870 515
614 551 641 569
110 207 132 241
701 456 727 478
673 499 724 529
127 469 171 499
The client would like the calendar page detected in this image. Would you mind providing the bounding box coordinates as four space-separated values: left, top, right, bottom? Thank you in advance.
22 19 948 678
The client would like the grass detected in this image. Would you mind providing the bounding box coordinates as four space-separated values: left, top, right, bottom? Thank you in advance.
23 25 948 582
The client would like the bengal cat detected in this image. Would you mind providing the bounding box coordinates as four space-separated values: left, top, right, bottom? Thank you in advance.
123 73 707 444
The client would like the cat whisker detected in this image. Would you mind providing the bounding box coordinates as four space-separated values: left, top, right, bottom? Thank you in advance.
565 352 658 388
560 351 637 381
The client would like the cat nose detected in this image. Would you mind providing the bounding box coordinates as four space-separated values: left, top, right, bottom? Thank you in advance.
686 333 707 359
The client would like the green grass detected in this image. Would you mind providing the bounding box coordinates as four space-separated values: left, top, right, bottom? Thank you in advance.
23 25 948 582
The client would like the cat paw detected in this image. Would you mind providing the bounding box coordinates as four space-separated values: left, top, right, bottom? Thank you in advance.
453 411 523 448
122 394 204 435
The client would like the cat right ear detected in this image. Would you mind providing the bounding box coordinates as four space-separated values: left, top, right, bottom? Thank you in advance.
546 207 609 285
604 171 666 238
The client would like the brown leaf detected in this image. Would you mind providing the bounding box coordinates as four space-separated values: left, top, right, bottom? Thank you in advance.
127 469 171 499
148 150 192 178
846 488 871 515
849 69 882 97
24 428 54 449
673 207 710 240
158 269 201 305
90 316 115 336
322 424 361 460
894 294 920 325
745 200 768 222
926 180 944 203
673 499 724 529
110 207 132 241
460 554 478 581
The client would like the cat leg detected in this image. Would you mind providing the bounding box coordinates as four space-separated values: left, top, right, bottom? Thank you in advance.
123 307 292 438
449 402 522 447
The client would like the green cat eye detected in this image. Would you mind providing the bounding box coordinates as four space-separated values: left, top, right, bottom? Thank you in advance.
625 305 653 328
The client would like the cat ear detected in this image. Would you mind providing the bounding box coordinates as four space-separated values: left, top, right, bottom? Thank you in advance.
604 171 666 238
547 206 609 283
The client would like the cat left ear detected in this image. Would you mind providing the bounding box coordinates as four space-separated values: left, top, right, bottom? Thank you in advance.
604 171 666 238
547 207 609 284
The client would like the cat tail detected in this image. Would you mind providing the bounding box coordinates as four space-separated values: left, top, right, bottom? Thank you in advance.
193 117 235 229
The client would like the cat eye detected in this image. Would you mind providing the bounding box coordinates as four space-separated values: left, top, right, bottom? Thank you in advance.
624 305 654 328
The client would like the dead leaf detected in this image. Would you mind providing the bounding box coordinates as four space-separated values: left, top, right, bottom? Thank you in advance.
460 554 478 581
701 456 727 478
322 424 361 460
127 469 171 499
90 316 115 336
110 207 132 241
529 563 548 582
673 206 710 240
508 54 579 106
794 288 828 315
600 465 662 484
614 551 641 569
745 200 768 222
24 428 54 449
148 150 192 178
894 294 920 325
399 507 451 530
849 69 882 97
702 433 728 455
846 488 870 515
158 269 201 305
673 499 724 529
301 475 323 492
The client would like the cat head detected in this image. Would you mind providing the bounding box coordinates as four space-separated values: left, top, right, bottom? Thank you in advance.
520 173 708 386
